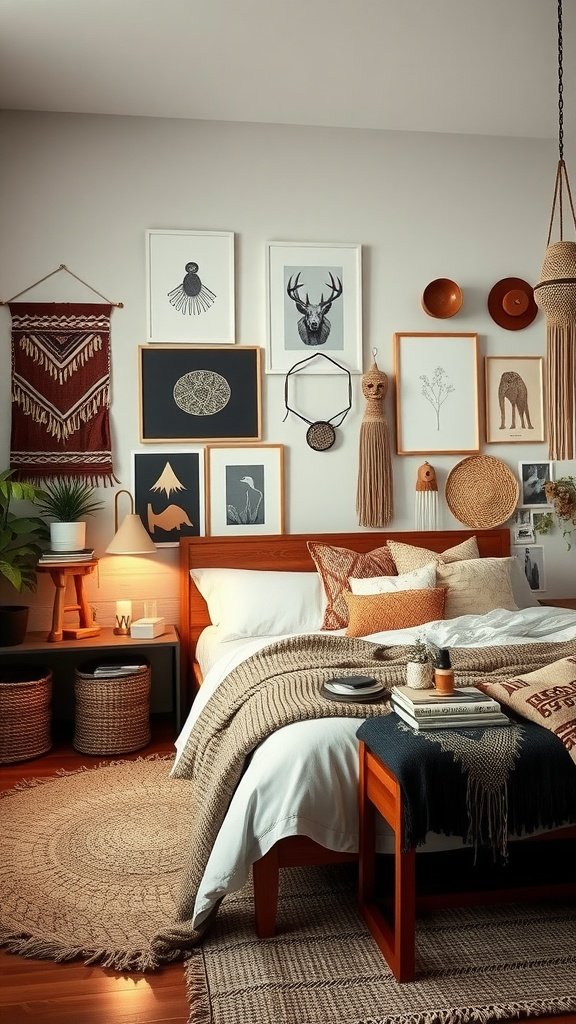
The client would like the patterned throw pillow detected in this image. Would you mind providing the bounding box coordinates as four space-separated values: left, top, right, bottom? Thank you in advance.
435 557 518 618
344 587 447 637
478 656 576 763
308 541 397 630
387 536 479 573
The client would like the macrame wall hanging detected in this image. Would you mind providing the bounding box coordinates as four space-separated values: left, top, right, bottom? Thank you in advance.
283 352 352 451
1 264 123 484
356 352 393 527
414 461 439 530
533 0 576 460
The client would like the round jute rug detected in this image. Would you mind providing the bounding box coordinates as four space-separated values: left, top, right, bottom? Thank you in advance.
0 756 192 971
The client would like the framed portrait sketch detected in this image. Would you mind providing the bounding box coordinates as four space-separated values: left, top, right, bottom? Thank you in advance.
132 448 205 547
485 356 545 443
518 460 553 507
145 229 235 344
394 333 480 455
266 241 362 374
206 444 284 536
512 544 546 593
139 345 262 442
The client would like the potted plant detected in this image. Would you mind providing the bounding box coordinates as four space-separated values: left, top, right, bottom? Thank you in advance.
405 637 434 689
37 478 105 552
0 469 48 645
533 475 576 550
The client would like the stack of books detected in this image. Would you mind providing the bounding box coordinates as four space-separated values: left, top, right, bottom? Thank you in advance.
38 548 95 565
391 684 509 731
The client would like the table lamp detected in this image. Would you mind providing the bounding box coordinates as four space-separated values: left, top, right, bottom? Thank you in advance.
106 489 156 635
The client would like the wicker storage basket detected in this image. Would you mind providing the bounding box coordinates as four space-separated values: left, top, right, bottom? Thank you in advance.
74 660 151 755
0 668 52 763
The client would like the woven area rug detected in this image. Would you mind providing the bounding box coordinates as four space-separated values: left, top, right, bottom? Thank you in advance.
186 864 576 1024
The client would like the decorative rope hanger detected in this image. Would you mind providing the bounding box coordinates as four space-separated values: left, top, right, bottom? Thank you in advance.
283 351 352 451
1 264 124 307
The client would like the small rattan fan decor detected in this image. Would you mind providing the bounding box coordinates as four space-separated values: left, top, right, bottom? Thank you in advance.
445 455 519 529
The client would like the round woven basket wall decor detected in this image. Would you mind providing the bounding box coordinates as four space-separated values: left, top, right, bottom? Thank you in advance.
445 456 519 529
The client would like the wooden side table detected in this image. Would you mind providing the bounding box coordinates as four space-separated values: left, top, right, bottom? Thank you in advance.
37 560 100 642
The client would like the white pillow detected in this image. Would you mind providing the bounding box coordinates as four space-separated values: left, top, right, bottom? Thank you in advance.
190 568 326 641
349 562 437 595
509 556 541 609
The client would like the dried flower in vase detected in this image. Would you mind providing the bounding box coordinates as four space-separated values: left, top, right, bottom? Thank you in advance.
535 476 576 550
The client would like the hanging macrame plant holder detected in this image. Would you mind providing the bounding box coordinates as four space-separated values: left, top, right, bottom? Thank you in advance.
533 1 576 460
356 354 393 528
414 461 439 531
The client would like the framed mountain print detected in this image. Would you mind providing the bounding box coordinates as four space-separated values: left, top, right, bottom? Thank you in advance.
132 447 205 547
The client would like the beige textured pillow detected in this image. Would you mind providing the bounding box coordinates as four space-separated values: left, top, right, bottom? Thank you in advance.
388 536 479 573
478 656 576 764
436 556 518 618
344 587 446 637
308 541 397 630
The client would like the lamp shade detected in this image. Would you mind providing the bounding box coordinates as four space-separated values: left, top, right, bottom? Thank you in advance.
106 514 156 555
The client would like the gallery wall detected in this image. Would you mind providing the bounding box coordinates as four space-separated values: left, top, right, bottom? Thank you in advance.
0 109 574 629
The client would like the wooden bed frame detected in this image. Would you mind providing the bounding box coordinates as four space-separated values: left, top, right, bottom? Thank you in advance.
179 528 518 935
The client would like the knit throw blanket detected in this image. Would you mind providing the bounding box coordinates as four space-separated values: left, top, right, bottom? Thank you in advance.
9 302 116 484
151 633 576 963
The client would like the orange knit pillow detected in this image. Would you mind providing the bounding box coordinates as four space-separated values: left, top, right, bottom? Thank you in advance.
344 587 447 637
308 541 397 630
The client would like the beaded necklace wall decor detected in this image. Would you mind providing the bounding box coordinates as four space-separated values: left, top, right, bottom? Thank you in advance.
283 352 352 451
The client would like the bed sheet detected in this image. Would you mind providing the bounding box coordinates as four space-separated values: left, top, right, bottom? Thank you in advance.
174 606 576 928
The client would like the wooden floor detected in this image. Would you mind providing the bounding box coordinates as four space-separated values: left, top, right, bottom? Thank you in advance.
1 718 574 1024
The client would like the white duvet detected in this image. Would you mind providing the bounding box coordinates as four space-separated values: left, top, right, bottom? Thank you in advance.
173 606 576 928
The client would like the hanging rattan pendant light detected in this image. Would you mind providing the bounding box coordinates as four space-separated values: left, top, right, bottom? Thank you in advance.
533 0 576 460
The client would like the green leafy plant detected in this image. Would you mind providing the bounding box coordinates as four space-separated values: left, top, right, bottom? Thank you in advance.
36 478 105 522
0 470 49 591
533 476 576 550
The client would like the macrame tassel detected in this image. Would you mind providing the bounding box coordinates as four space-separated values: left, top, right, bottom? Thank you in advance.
356 358 393 527
415 461 439 530
545 322 575 459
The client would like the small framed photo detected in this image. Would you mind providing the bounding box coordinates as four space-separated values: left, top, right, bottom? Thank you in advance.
132 448 205 547
512 508 532 526
394 333 480 455
139 345 262 442
518 461 553 507
485 356 545 443
266 241 362 374
512 522 535 545
512 544 546 593
146 229 235 343
206 444 285 536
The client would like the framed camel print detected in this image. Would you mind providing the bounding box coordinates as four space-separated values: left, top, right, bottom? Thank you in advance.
484 356 545 444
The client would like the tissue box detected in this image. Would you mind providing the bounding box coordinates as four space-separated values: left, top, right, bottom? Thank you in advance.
130 617 166 639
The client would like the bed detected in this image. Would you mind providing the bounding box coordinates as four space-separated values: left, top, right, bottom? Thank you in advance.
174 529 576 944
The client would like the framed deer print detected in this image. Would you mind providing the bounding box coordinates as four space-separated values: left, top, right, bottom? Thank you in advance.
132 447 206 547
484 356 545 443
266 241 362 374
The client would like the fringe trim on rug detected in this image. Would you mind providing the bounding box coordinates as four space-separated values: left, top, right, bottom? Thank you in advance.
184 950 213 1024
0 928 178 974
355 995 576 1024
0 753 175 799
19 333 103 383
12 381 110 441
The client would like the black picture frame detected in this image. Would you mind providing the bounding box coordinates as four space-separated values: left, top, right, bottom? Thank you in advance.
132 447 206 547
139 345 262 442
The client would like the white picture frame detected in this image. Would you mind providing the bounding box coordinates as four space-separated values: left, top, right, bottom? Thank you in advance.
518 461 554 507
132 447 206 547
146 229 235 344
512 544 546 593
266 241 362 374
206 444 285 536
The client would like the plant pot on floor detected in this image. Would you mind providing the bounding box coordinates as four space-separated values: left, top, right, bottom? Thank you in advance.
49 521 86 552
0 605 29 647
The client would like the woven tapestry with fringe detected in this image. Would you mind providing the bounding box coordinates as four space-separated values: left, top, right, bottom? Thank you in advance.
9 302 116 485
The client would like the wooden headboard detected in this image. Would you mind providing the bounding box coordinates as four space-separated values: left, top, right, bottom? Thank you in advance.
178 528 511 706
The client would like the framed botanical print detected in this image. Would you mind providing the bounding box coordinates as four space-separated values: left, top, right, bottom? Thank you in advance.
266 241 362 374
485 356 545 443
394 333 480 455
206 444 284 536
139 345 262 442
132 447 205 547
145 229 235 343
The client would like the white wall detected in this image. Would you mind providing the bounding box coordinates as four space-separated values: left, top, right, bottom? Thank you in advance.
0 110 574 628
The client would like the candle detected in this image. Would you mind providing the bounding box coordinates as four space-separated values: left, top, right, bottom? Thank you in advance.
115 600 132 629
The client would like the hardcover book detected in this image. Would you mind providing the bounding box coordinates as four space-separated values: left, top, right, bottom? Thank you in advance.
391 684 500 717
392 702 510 731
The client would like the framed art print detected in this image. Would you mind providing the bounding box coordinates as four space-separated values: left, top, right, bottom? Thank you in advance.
512 544 546 593
394 333 480 455
485 356 545 443
146 229 235 343
139 345 262 442
132 447 205 547
206 444 284 535
518 460 553 507
266 241 362 374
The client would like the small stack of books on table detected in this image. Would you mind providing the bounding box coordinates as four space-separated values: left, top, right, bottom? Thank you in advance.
391 684 509 731
38 548 95 565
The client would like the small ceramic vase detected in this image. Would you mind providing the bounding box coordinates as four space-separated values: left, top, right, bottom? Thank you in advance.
406 661 434 689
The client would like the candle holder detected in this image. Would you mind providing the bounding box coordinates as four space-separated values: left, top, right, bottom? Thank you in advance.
114 601 132 636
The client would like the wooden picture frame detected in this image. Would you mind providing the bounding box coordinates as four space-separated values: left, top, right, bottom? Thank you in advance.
206 444 285 536
139 345 262 442
484 356 545 443
132 447 205 548
266 241 362 374
394 333 480 455
145 228 235 344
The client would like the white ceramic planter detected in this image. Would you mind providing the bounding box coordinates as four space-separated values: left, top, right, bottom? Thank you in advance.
49 521 86 552
406 661 434 689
